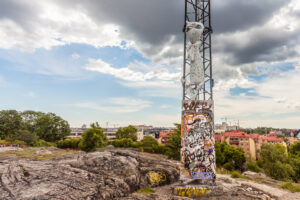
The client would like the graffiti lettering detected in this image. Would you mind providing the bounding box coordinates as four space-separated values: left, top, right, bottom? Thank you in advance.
180 111 216 181
182 100 213 111
177 187 212 197
148 171 167 183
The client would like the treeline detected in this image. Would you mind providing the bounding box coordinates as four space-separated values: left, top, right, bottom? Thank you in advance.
0 110 70 146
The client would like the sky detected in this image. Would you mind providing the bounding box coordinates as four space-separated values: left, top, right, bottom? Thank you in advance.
0 0 300 129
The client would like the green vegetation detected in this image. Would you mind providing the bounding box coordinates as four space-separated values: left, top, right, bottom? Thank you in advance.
0 110 70 145
260 143 295 181
116 125 138 141
57 138 81 149
246 161 260 173
281 182 300 193
231 171 243 178
79 125 107 152
136 187 155 194
215 141 246 171
165 124 181 160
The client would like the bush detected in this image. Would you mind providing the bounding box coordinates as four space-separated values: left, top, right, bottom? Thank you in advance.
231 171 243 179
165 124 181 160
246 161 260 173
111 138 134 148
152 144 168 154
33 139 56 147
281 182 300 193
141 136 158 152
57 138 81 149
224 162 234 171
79 127 106 152
115 125 137 141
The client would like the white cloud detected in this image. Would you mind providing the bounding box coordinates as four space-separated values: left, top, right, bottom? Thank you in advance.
71 53 80 59
74 97 151 113
85 59 180 82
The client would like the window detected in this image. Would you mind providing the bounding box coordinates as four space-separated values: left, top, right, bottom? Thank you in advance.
245 138 248 141
241 143 244 146
240 139 243 141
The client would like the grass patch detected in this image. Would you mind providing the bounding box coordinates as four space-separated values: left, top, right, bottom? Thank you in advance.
136 187 155 194
281 182 300 193
0 148 78 160
231 171 243 178
216 167 231 175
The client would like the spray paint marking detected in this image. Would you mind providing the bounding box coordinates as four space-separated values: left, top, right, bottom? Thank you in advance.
180 111 216 181
148 171 167 183
177 187 212 197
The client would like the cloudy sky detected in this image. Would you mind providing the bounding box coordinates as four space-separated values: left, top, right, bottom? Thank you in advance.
0 0 300 128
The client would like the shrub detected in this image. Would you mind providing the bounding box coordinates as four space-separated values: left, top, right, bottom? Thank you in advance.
111 138 134 148
79 127 106 152
57 138 81 149
281 182 300 193
137 187 155 194
152 144 168 154
231 171 243 179
115 125 137 141
33 139 56 147
141 136 158 152
224 162 234 171
246 161 260 173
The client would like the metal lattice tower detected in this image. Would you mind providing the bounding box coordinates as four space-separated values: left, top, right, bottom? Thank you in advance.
180 0 216 184
183 0 213 102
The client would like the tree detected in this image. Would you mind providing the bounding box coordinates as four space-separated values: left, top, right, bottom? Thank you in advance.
20 110 43 133
141 136 158 152
215 141 246 171
34 113 71 142
289 141 300 157
0 110 22 139
260 143 294 180
165 124 181 160
115 125 137 141
8 130 38 145
79 126 106 152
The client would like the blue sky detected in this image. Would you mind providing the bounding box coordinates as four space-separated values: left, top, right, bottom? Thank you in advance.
0 0 300 128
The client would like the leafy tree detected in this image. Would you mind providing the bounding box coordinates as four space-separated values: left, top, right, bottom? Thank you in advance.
34 113 71 142
115 125 137 141
0 110 22 139
165 124 181 160
57 138 81 149
260 143 295 180
215 141 246 171
141 136 159 152
289 142 300 157
79 126 106 152
20 110 42 133
8 130 38 145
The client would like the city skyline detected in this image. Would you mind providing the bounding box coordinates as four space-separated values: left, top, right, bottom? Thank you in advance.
0 0 300 128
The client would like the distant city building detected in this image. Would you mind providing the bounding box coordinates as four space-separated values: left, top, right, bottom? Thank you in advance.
144 127 174 139
215 122 239 133
217 130 291 161
158 131 175 145
104 128 118 140
134 125 153 141
68 127 87 138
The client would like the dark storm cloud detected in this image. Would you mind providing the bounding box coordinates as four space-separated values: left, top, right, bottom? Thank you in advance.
212 0 291 33
63 0 296 66
0 0 298 69
0 0 38 29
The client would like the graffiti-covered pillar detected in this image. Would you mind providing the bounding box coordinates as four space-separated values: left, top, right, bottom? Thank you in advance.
180 0 215 184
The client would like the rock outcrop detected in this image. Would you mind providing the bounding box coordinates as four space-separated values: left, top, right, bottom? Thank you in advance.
0 148 179 200
0 148 299 200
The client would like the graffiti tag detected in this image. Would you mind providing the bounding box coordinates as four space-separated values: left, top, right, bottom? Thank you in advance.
177 187 212 197
148 171 167 183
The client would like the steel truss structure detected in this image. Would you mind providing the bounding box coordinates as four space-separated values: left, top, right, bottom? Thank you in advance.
182 0 213 102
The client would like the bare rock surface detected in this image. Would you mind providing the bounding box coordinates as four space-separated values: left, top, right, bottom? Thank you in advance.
0 148 299 200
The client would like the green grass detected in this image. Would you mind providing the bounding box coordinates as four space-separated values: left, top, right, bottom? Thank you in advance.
0 148 78 160
231 171 243 178
136 187 155 194
281 182 300 193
